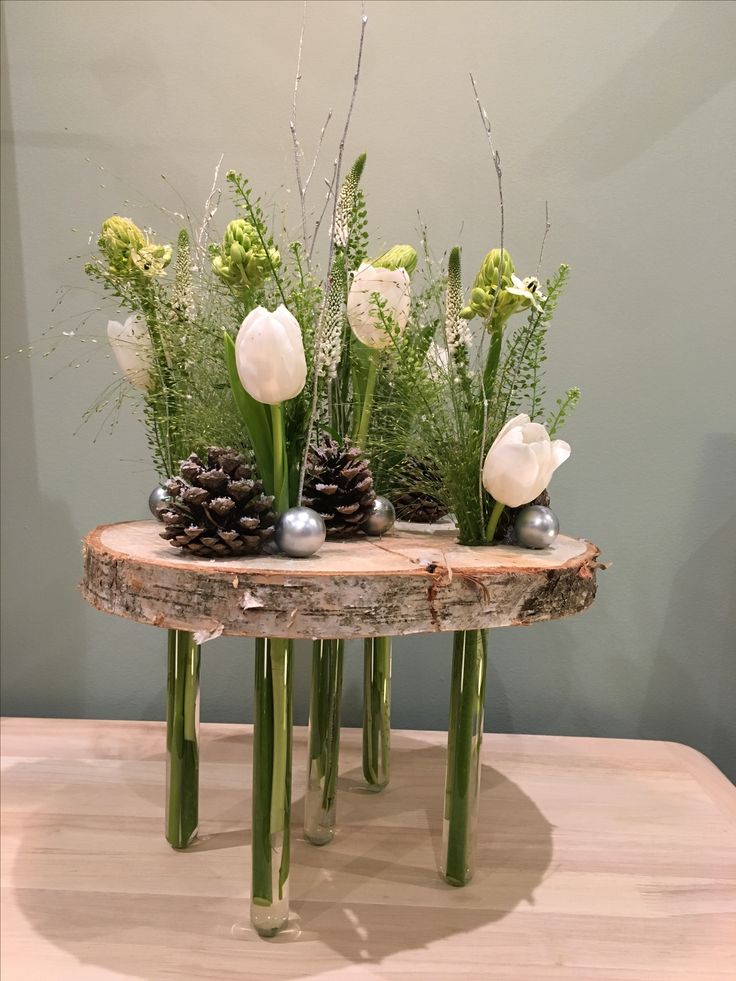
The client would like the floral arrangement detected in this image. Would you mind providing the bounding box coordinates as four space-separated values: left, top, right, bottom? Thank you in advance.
50 3 586 938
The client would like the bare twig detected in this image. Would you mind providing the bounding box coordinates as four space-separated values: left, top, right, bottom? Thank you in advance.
469 73 505 514
289 2 311 259
305 109 334 193
299 1 368 502
536 200 551 278
308 160 338 262
469 73 504 323
195 153 224 265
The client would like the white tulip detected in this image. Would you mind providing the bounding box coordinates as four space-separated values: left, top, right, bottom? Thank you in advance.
482 413 571 508
235 304 307 404
347 262 411 349
107 315 152 391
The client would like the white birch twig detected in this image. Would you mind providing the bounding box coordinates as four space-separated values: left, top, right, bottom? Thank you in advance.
299 1 368 501
195 153 224 266
289 1 311 260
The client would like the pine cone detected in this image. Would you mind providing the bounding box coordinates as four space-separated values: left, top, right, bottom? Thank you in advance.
302 435 376 537
390 458 448 524
493 489 551 545
159 447 276 557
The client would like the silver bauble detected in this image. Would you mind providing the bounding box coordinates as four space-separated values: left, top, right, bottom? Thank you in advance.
149 485 169 521
514 505 559 549
363 495 396 537
274 507 326 558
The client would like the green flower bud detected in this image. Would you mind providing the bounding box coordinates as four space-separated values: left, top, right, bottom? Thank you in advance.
476 248 515 292
372 244 418 278
211 218 280 293
98 215 172 281
463 248 520 322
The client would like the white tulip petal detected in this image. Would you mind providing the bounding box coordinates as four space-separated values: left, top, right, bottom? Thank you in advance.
491 413 530 448
347 263 411 349
483 442 546 507
521 422 550 444
483 415 572 508
550 439 572 471
235 307 307 404
107 315 152 391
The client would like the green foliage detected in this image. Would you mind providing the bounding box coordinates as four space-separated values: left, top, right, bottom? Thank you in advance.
547 386 581 437
494 263 570 430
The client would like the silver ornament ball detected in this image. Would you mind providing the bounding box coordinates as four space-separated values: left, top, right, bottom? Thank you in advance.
514 505 559 550
275 507 326 558
363 495 396 537
149 485 169 521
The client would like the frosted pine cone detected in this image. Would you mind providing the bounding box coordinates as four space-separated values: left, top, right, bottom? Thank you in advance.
302 435 376 537
159 447 276 557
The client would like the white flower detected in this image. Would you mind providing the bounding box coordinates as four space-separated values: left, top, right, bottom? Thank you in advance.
235 304 307 404
482 413 570 508
107 315 152 391
347 262 411 349
506 274 546 312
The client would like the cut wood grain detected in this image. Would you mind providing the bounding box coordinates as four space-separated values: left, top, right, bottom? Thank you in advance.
2 719 734 979
81 520 601 639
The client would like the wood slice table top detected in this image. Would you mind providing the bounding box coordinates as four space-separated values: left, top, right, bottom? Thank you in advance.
3 718 734 978
81 520 601 639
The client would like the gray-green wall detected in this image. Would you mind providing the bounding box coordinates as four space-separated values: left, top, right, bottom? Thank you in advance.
2 0 735 779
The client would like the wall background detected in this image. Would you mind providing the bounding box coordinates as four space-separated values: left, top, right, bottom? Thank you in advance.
2 0 735 778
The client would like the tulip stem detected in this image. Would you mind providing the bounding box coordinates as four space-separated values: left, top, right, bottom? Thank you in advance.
356 351 378 448
270 402 288 513
485 499 505 543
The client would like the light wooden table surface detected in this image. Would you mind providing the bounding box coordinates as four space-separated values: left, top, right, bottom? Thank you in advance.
2 719 734 980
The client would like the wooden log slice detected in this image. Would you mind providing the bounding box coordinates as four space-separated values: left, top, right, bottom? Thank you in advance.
81 520 601 640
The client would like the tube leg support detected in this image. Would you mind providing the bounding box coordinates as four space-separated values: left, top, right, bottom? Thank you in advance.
250 637 293 937
441 628 487 886
165 629 200 849
305 639 344 845
362 637 392 791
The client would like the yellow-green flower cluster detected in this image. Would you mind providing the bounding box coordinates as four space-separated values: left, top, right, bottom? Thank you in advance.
460 248 546 326
372 244 418 277
211 219 280 293
98 216 172 281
